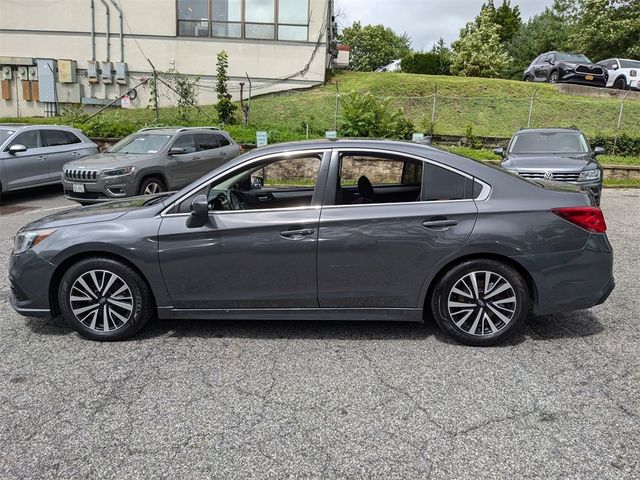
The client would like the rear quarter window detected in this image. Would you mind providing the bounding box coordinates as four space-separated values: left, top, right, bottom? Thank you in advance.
423 163 478 201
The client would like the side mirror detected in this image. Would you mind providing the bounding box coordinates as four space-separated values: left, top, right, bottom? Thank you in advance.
169 147 187 156
493 147 504 157
593 146 606 156
8 144 27 155
251 176 264 190
612 64 619 70
187 194 209 228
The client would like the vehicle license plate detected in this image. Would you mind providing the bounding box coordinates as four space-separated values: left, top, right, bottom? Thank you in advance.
72 183 86 193
585 75 594 80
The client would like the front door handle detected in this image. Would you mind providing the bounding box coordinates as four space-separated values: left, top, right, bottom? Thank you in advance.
280 227 316 239
422 219 458 230
71 151 81 157
37 156 46 161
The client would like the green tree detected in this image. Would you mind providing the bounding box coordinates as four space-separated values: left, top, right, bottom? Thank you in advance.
432 38 453 75
215 50 237 125
451 7 511 78
494 0 522 43
567 0 640 60
339 21 412 71
505 7 569 79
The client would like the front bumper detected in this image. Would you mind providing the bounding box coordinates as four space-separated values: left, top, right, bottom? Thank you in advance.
9 250 57 317
560 71 607 87
573 180 602 205
515 233 614 315
62 176 138 204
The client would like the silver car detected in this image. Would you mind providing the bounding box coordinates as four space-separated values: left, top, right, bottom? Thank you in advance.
0 124 98 200
62 127 241 204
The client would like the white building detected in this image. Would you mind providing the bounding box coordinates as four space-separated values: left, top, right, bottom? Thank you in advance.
0 0 336 117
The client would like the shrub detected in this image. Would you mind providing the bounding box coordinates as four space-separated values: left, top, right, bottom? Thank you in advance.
590 133 640 157
339 91 401 138
215 51 237 125
393 116 415 140
401 52 440 75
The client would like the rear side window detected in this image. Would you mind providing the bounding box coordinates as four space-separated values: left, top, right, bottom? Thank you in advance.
8 130 40 149
42 130 81 147
196 134 220 151
216 134 231 147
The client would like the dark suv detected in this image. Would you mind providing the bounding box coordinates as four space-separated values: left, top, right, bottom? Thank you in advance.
523 51 608 87
495 128 605 205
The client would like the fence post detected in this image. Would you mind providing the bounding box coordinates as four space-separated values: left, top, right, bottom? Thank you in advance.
245 73 252 125
335 81 340 132
527 87 538 128
613 90 630 156
431 85 437 123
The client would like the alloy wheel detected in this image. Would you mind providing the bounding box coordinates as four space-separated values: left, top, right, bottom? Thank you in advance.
447 271 517 337
144 182 162 195
69 270 134 332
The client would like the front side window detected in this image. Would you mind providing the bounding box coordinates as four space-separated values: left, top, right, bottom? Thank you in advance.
42 130 81 147
108 134 172 154
172 153 323 213
177 0 308 41
8 131 40 150
172 134 198 154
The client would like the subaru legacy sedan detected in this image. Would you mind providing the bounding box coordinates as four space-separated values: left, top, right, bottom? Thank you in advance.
9 140 614 346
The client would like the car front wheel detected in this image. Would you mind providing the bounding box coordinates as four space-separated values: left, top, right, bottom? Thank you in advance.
549 70 559 84
58 257 154 341
430 259 529 346
139 177 166 196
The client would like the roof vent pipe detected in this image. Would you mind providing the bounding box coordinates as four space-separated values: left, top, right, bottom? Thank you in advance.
90 0 96 61
99 0 111 61
109 0 124 63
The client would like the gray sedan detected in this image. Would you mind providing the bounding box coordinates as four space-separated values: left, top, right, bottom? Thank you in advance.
0 124 98 199
9 140 614 346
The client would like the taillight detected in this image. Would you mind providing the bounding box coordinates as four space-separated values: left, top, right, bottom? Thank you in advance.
551 207 607 233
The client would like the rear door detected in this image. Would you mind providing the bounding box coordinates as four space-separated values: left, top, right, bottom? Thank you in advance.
194 133 225 176
41 129 86 182
1 130 50 190
316 149 479 309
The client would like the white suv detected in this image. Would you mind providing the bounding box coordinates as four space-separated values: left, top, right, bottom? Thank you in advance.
597 58 640 90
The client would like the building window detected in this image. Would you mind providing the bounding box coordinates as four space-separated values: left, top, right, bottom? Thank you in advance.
177 0 309 41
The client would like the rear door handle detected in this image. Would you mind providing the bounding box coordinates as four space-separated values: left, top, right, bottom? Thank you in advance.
422 219 458 229
280 227 316 239
71 151 81 157
37 156 46 161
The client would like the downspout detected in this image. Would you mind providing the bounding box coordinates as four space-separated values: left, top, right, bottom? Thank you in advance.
109 0 124 62
99 0 110 61
90 0 96 60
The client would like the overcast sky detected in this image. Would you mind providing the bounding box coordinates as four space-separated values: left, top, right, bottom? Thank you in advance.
335 0 555 50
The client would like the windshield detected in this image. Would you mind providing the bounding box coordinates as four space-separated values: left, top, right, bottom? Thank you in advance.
509 132 589 154
0 129 14 146
108 133 172 154
557 53 590 63
620 59 640 68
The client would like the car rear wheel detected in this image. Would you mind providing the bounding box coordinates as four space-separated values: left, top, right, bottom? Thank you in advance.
613 77 627 90
430 259 529 346
58 257 154 341
138 177 165 195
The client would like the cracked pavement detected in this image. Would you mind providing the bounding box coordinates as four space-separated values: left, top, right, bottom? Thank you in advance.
0 186 639 479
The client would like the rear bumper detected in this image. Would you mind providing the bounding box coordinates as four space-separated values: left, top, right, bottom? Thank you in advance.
514 234 614 315
8 250 56 317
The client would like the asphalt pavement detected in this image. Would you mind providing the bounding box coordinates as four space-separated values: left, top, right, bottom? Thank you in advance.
0 186 639 479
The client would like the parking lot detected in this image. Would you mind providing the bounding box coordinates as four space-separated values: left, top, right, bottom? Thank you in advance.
0 186 638 479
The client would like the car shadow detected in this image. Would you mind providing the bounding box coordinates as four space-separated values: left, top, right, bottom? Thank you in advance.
0 185 65 206
24 310 605 344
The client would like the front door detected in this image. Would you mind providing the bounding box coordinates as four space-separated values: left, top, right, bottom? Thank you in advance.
166 134 201 188
317 150 478 308
158 150 330 309
1 130 49 191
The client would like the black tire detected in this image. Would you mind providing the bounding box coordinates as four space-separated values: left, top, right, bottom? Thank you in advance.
138 176 166 196
549 70 559 84
523 75 533 82
58 257 154 341
430 259 530 347
613 77 627 90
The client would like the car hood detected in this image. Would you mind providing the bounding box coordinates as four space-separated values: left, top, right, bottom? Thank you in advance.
21 194 167 231
63 152 159 170
503 153 595 170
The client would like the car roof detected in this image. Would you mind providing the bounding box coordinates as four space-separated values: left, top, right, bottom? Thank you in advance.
136 126 227 135
0 124 81 132
515 128 583 135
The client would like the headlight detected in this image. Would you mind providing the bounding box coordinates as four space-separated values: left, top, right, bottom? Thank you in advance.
579 169 601 181
13 229 56 254
101 166 134 177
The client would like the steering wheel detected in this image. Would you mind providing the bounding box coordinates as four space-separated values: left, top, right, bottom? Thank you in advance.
227 189 245 210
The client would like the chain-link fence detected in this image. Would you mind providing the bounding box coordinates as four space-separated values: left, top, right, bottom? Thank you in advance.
2 72 640 147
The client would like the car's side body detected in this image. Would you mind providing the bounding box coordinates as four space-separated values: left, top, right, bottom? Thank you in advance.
0 124 98 195
61 127 240 204
9 140 614 328
523 51 608 87
597 58 640 90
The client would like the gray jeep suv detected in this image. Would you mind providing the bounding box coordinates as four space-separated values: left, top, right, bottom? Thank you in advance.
62 127 240 204
0 124 98 200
